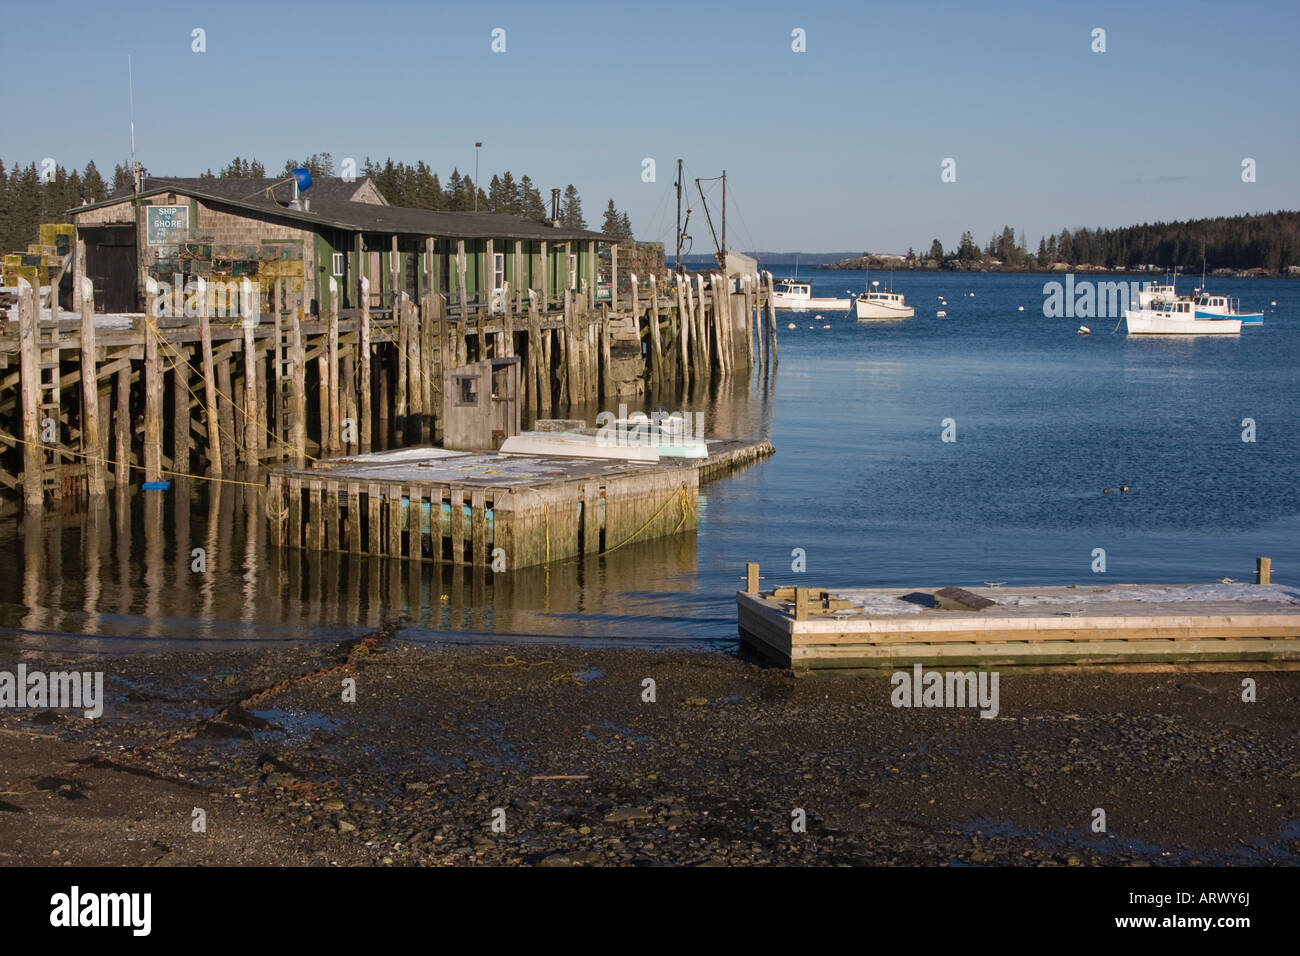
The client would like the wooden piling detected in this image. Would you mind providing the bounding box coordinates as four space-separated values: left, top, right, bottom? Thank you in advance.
143 282 162 481
78 277 105 496
359 277 372 452
1257 557 1272 585
197 282 223 476
648 274 664 387
598 303 612 402
217 358 237 472
18 278 42 506
114 366 130 485
289 302 307 463
328 278 341 454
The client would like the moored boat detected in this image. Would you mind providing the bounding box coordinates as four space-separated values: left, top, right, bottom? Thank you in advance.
1125 299 1241 335
1190 290 1263 326
771 278 850 311
855 281 914 320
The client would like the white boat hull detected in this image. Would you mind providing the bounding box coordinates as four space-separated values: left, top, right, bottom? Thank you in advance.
773 294 850 311
1124 310 1241 335
855 300 914 320
499 433 660 462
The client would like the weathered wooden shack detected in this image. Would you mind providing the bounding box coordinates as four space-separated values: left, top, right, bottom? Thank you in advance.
69 177 607 317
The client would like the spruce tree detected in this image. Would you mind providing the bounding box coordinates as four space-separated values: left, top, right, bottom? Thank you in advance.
561 184 584 229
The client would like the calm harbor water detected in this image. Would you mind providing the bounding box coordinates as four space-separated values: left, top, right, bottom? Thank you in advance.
2 270 1297 653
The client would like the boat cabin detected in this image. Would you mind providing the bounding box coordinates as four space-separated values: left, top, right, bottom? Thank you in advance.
774 279 811 297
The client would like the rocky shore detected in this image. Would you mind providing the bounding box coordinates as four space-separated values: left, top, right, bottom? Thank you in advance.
3 636 1298 867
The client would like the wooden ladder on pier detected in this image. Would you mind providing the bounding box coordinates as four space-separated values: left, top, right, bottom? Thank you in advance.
38 290 64 498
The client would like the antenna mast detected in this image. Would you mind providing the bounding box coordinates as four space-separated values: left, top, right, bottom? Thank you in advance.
128 54 139 193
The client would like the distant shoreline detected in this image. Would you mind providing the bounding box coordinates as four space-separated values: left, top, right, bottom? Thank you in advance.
815 257 1297 279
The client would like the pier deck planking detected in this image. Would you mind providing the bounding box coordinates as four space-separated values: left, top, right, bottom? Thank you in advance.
737 582 1300 670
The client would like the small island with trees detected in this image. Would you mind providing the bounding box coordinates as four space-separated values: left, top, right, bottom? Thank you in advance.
820 211 1300 276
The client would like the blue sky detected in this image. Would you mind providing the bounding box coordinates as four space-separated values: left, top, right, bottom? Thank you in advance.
3 0 1297 252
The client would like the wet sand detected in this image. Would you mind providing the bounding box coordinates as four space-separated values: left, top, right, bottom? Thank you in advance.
3 633 1298 866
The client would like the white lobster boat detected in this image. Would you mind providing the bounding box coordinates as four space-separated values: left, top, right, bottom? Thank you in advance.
855 282 914 320
1125 299 1240 335
1190 291 1263 326
1136 281 1178 309
771 278 850 311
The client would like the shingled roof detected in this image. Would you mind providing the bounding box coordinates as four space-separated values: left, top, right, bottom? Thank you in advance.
110 176 385 204
81 179 612 243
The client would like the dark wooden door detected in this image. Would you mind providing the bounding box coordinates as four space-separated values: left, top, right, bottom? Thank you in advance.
82 224 138 313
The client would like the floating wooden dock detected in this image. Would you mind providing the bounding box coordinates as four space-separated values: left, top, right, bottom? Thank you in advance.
268 438 772 569
737 567 1300 669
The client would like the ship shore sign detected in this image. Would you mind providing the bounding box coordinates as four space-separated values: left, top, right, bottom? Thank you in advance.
146 205 189 244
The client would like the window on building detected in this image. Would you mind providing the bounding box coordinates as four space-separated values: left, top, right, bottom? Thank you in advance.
332 252 344 277
456 376 479 406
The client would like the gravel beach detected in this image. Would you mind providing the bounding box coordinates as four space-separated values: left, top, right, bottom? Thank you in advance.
3 633 1298 867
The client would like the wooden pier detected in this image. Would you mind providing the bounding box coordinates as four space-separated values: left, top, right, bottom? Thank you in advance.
269 438 773 570
0 263 779 509
737 566 1300 670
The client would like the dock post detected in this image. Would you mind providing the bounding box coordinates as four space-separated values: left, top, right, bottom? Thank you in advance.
18 278 43 506
648 274 664 387
563 289 577 408
114 364 130 487
396 291 409 444
765 271 779 368
173 344 191 474
242 278 261 460
289 301 307 464
501 282 514 358
143 280 162 481
197 280 223 476
360 277 372 452
675 275 689 390
406 293 423 442
1257 557 1272 584
599 302 612 402
794 586 810 621
274 278 284 444
328 278 341 454
746 562 760 594
217 356 237 472
78 276 106 496
456 239 469 363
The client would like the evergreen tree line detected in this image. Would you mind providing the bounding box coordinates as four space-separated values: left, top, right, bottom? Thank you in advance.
905 212 1300 272
1 152 639 256
0 158 114 254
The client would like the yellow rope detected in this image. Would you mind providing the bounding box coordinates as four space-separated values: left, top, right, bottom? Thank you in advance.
142 314 317 462
140 315 252 460
7 433 265 488
601 482 689 556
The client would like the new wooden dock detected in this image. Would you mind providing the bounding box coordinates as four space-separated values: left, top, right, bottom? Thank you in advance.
268 437 773 569
737 569 1300 670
